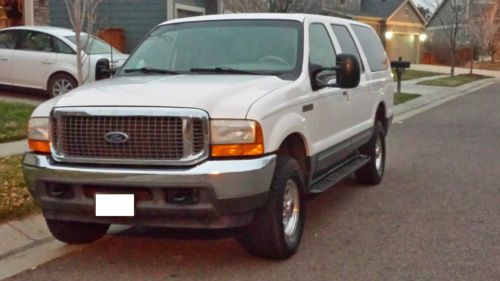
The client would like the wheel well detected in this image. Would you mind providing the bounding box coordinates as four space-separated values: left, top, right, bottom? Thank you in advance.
277 133 310 186
376 103 387 133
47 71 78 90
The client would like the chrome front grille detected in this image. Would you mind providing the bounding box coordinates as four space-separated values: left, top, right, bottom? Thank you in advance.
50 107 209 166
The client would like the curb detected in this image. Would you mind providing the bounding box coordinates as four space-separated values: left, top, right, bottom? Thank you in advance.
393 78 496 117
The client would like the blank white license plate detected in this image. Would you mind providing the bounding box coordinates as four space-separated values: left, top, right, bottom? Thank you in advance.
95 194 135 217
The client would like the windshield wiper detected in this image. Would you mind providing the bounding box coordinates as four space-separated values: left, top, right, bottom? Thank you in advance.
190 67 262 75
124 67 179 75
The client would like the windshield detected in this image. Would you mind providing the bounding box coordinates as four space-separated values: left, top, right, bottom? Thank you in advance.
119 20 303 78
65 35 121 55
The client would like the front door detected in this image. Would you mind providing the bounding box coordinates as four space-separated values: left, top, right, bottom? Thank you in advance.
11 30 57 89
0 30 20 85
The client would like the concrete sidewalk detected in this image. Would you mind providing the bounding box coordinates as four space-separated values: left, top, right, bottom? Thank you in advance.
0 65 498 280
410 64 500 79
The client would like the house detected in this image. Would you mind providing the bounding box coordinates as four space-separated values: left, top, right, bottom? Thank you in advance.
222 0 428 63
330 0 428 63
425 0 499 65
11 0 427 61
16 0 218 53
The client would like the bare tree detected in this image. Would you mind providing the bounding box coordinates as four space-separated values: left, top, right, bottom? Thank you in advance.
468 2 499 72
64 0 103 85
438 0 467 76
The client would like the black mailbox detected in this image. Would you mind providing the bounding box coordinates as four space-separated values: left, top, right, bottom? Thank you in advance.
391 57 411 94
390 60 410 69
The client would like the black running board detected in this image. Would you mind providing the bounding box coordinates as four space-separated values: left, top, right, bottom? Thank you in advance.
309 155 370 194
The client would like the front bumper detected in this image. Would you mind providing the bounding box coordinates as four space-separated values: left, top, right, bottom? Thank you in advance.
23 153 276 228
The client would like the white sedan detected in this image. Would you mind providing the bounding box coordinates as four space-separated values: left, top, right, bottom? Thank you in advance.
0 26 128 96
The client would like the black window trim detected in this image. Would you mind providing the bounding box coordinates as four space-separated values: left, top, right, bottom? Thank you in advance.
331 23 365 73
14 30 76 55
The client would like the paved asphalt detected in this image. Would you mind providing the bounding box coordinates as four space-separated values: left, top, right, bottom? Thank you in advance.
7 83 500 281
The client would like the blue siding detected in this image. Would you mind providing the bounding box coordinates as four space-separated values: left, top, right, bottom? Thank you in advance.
49 0 167 52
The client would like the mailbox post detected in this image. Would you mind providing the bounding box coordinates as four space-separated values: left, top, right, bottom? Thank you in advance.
390 57 411 94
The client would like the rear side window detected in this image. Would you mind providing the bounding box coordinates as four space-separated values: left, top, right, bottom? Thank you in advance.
350 25 388 72
331 24 364 72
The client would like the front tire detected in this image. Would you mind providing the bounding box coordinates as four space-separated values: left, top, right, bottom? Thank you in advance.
46 219 109 244
47 73 77 97
355 121 386 185
236 156 306 260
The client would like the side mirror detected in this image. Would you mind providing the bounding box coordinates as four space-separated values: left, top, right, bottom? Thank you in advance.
95 58 114 81
311 54 361 90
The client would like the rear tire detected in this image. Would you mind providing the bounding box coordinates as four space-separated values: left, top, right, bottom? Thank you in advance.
355 121 386 185
236 156 306 260
46 219 109 244
47 73 77 97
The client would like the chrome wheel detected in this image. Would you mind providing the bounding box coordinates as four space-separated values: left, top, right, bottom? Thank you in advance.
375 135 383 175
282 179 300 245
52 79 74 96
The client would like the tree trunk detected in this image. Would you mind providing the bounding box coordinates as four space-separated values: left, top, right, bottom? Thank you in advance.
450 50 456 77
469 47 474 76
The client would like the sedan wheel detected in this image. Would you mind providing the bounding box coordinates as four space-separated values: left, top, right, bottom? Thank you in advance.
48 73 77 97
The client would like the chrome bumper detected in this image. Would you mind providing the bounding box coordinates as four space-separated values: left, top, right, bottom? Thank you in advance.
22 153 276 228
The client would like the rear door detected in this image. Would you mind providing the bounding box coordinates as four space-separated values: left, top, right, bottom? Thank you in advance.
11 30 57 89
350 25 393 128
0 30 20 85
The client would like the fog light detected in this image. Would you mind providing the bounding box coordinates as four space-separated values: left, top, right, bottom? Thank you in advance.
46 183 74 199
165 188 199 205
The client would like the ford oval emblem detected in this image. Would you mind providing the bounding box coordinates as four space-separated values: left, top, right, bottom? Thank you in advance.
105 131 129 144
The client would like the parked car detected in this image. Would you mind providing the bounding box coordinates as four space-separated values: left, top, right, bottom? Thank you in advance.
23 14 394 260
0 26 128 96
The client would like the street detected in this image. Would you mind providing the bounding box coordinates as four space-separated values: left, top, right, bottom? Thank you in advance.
6 82 500 281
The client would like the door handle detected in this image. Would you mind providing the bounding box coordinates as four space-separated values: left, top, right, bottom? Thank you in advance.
42 60 53 65
0 56 8 61
343 91 350 102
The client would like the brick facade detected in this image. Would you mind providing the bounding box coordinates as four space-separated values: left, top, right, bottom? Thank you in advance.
34 0 49 25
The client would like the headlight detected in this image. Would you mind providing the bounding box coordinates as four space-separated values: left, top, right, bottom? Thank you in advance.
210 120 264 157
28 117 50 154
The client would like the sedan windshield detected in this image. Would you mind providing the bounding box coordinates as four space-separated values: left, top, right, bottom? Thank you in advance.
119 20 303 78
65 35 120 55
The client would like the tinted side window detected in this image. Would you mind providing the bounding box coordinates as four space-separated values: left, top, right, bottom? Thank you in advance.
0 31 19 49
350 25 388 72
331 24 364 72
19 31 53 52
309 23 336 68
53 37 75 54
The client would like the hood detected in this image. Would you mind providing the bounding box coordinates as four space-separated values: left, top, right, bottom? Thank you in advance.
54 74 291 119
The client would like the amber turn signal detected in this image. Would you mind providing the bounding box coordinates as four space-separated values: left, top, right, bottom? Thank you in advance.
211 122 264 157
28 140 51 154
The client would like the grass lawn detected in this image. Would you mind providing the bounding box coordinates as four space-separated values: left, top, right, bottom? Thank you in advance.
392 69 442 81
0 101 36 143
0 155 38 223
394 92 421 105
417 74 492 87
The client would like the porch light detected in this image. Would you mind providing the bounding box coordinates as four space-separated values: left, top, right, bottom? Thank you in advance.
419 33 428 42
385 31 394 40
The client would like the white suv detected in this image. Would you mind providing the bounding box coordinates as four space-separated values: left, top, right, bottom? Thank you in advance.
0 26 128 96
23 14 394 260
